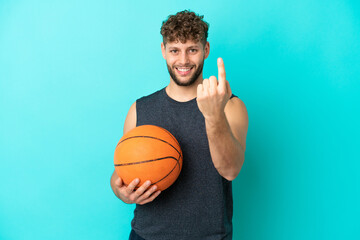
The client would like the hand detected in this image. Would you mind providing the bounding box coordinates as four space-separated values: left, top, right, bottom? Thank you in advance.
113 176 161 205
196 58 232 121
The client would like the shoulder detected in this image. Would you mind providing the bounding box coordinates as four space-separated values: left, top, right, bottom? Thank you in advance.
123 102 137 134
226 94 247 116
136 88 164 104
129 88 164 131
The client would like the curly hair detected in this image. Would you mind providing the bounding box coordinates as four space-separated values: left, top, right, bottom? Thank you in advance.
160 10 209 46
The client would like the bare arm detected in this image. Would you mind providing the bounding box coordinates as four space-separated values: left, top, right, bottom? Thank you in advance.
205 97 248 181
110 102 161 204
197 58 248 181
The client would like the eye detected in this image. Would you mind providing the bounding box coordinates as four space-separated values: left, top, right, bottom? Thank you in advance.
170 50 178 54
189 49 198 53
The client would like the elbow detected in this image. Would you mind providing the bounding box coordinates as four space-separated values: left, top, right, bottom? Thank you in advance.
222 157 244 181
223 175 236 182
223 168 240 181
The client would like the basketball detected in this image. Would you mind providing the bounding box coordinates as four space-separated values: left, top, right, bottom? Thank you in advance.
114 125 183 191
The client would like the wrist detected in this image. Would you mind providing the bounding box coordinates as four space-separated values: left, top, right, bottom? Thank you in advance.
204 111 227 128
204 112 230 137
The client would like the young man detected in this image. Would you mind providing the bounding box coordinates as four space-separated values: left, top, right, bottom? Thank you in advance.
110 10 248 240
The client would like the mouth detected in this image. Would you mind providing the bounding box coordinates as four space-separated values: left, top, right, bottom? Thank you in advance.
175 66 194 76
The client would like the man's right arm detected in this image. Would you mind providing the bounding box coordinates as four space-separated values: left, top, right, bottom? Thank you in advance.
110 102 161 205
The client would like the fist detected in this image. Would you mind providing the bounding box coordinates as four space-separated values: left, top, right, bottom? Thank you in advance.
196 58 232 120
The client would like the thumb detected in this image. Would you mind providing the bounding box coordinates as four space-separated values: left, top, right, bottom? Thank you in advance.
115 176 123 188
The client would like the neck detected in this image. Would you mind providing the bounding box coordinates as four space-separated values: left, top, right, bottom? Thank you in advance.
166 76 203 102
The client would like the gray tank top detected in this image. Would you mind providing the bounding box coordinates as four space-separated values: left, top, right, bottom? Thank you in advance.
132 87 234 240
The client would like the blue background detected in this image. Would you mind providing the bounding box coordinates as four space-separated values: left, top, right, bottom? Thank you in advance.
1 0 359 239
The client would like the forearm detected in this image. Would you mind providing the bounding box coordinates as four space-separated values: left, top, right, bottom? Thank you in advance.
205 113 245 181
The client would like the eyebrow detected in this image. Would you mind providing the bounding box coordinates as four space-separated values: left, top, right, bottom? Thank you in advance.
168 46 200 50
187 45 200 49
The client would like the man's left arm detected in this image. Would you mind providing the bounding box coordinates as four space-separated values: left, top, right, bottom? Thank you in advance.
197 58 249 181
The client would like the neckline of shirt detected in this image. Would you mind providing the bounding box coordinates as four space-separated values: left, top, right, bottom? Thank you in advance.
162 87 197 105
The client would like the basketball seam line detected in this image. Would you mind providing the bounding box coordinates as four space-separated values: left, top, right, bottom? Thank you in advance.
117 135 182 158
116 155 180 189
160 127 181 150
114 156 178 166
149 159 179 186
115 132 183 189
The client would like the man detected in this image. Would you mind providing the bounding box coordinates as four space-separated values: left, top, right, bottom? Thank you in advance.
110 10 248 240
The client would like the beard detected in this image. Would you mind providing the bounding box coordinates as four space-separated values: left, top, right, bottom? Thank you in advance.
166 60 204 87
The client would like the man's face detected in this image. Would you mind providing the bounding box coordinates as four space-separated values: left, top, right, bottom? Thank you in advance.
161 40 210 86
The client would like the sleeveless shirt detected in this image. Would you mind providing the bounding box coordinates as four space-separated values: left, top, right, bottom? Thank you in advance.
132 87 234 240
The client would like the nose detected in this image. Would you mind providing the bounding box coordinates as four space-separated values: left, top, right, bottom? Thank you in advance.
179 52 190 66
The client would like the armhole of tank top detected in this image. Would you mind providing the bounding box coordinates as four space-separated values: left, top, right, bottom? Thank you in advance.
230 94 238 99
135 99 140 127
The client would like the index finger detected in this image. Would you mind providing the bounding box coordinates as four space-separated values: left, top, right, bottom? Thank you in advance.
217 58 226 88
125 178 140 194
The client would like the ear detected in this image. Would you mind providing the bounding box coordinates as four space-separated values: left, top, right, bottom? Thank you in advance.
204 42 210 59
161 42 166 59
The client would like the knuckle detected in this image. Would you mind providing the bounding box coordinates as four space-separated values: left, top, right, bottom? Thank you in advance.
147 189 156 197
137 185 145 192
129 195 137 202
139 181 151 192
133 191 140 198
120 190 129 198
218 89 226 96
143 190 151 198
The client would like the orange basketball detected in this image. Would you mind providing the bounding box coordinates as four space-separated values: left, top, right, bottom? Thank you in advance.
114 125 183 191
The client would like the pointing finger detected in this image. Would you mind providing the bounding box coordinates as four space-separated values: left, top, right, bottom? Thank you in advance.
217 58 226 91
